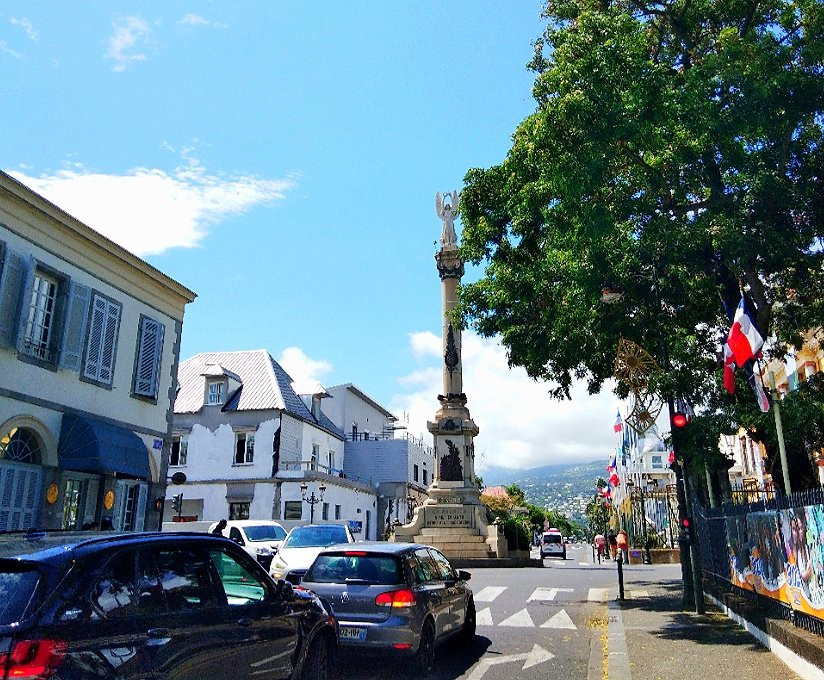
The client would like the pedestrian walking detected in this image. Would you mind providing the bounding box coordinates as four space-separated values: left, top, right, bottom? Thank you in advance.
608 529 618 560
616 529 629 562
594 533 605 564
211 518 228 535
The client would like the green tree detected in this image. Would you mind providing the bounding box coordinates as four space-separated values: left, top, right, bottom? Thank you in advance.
505 483 526 506
458 0 823 416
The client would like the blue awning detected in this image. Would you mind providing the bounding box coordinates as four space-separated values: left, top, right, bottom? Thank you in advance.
58 413 149 479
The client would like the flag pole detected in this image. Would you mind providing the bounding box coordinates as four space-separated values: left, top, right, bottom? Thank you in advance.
768 369 792 496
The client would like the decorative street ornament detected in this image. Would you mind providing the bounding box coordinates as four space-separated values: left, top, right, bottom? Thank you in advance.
625 389 664 435
614 338 657 389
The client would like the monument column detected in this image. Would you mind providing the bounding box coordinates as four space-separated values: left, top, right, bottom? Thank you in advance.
390 191 505 559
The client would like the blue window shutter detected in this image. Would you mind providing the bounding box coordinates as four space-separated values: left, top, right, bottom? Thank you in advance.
134 483 148 531
134 317 164 397
13 255 35 352
83 294 120 385
59 282 91 371
0 249 26 347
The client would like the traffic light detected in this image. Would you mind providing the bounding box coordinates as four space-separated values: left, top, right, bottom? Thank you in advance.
671 396 693 429
171 493 183 514
153 497 164 512
680 517 692 544
671 411 690 428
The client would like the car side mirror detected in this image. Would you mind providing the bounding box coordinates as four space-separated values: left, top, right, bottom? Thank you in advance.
275 579 294 601
457 570 471 582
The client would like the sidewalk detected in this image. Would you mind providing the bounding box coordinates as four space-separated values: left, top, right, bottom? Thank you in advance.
607 566 824 680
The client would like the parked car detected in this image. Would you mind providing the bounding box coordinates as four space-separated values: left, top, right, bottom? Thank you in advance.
299 541 475 674
270 524 355 585
207 519 287 569
0 530 337 679
540 530 566 559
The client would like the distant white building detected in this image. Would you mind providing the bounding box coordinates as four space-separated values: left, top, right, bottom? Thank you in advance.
324 383 434 535
0 171 196 532
169 350 378 539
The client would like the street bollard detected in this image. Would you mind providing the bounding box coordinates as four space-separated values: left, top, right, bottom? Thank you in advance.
617 554 625 601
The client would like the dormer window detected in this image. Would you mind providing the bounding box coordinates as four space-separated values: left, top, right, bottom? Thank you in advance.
207 380 225 405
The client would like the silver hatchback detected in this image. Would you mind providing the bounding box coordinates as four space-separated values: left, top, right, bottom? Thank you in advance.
299 542 475 674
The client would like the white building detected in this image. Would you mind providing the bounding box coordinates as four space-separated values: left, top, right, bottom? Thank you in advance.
324 383 434 535
0 171 196 532
169 351 379 539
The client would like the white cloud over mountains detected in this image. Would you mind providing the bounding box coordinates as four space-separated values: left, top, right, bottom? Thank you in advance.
9 158 295 257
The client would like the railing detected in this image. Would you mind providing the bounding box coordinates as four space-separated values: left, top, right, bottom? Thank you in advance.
621 487 679 550
695 484 824 637
345 431 433 455
277 460 373 487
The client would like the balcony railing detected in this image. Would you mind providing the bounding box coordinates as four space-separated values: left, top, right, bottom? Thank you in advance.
278 460 372 487
345 431 433 455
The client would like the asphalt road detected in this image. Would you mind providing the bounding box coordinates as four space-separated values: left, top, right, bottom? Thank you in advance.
338 544 626 680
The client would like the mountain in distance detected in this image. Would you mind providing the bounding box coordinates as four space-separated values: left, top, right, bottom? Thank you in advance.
480 459 606 524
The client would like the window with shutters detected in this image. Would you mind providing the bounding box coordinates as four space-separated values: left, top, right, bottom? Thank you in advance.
170 435 188 466
132 315 165 400
14 262 70 369
81 292 121 387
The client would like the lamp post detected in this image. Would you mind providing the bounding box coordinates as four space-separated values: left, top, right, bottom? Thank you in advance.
300 482 326 524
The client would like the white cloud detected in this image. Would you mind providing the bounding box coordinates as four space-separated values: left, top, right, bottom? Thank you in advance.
10 17 37 41
106 16 152 72
0 40 23 60
278 347 333 386
9 156 296 257
390 331 619 472
177 14 227 29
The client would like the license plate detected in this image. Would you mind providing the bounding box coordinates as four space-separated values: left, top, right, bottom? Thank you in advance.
339 626 367 641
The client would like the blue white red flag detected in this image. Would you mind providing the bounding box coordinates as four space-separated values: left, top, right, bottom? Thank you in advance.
726 295 764 368
613 410 623 433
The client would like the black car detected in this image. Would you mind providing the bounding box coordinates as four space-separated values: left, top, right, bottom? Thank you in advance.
299 542 475 674
0 530 337 680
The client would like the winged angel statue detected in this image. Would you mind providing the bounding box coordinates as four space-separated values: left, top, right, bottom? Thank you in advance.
435 191 460 247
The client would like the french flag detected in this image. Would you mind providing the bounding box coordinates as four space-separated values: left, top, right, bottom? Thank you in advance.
613 410 623 433
726 295 764 368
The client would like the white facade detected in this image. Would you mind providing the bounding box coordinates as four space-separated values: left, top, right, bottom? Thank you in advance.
168 352 378 539
0 171 195 532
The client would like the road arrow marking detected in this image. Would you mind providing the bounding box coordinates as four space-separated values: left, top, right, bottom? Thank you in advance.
523 643 555 669
499 608 534 627
477 607 493 626
474 586 507 602
466 645 554 680
540 609 577 630
528 587 573 602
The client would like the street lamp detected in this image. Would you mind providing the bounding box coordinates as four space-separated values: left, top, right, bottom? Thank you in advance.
300 482 326 524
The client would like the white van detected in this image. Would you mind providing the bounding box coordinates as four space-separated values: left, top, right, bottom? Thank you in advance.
540 530 566 559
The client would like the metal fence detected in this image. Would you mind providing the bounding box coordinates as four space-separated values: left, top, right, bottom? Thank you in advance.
695 485 824 637
620 487 680 550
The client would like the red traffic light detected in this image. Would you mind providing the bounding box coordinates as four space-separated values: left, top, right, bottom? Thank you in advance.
681 518 691 528
672 412 689 428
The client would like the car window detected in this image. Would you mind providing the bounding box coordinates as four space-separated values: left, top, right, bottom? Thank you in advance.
154 547 217 610
428 549 455 581
91 550 137 619
229 527 245 546
306 553 402 585
283 525 349 548
210 550 268 605
410 549 439 584
543 534 562 544
0 564 40 624
243 524 286 542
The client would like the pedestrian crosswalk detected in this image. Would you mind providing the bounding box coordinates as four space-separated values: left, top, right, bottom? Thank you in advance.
470 586 650 630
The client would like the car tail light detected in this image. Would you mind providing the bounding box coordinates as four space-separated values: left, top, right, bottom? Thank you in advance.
375 589 416 608
344 551 367 556
0 638 67 679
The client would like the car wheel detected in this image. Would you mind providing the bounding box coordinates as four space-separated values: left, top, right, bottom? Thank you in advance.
461 596 476 641
301 632 330 680
414 619 436 675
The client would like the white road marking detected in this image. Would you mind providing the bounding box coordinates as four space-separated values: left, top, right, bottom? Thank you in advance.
630 590 650 598
477 607 493 626
588 587 609 602
579 562 591 566
499 608 535 627
474 586 508 602
466 645 554 680
540 609 577 630
528 587 573 602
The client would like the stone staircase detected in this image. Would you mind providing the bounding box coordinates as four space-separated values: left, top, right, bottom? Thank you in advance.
413 527 495 559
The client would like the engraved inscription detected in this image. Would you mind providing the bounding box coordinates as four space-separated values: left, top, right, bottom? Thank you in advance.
436 496 463 504
425 506 474 528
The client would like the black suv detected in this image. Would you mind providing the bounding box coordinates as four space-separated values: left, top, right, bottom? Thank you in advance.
0 531 337 680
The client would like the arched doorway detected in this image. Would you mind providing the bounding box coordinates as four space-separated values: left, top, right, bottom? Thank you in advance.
0 426 45 530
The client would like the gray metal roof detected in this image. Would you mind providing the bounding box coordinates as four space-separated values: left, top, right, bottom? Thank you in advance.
174 350 344 438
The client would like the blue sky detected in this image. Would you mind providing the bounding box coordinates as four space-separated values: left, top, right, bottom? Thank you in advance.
3 2 622 470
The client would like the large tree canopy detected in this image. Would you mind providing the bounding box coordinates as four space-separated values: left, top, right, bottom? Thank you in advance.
459 0 824 409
